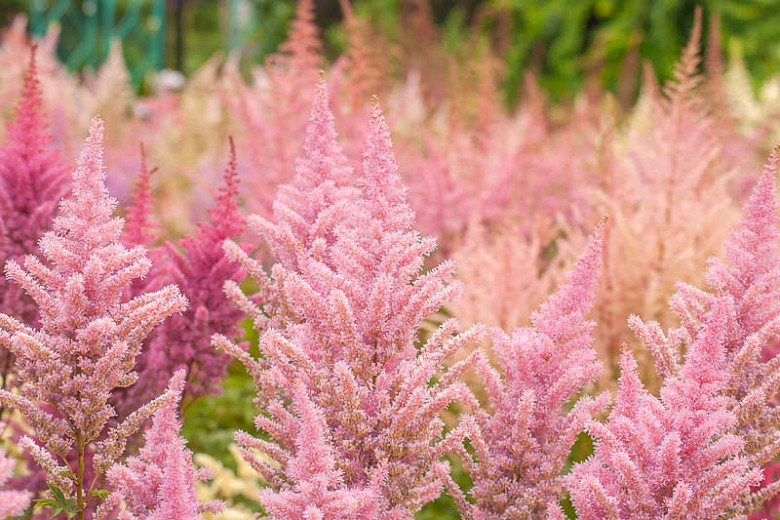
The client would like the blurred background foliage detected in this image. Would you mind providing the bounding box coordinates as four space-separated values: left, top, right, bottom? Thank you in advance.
7 0 780 105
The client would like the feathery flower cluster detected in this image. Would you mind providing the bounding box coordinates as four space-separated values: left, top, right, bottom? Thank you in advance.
125 140 248 410
567 151 780 519
445 221 609 519
257 383 383 520
628 150 780 508
568 331 759 519
105 371 221 520
0 48 69 405
0 117 187 516
0 447 30 518
215 83 482 518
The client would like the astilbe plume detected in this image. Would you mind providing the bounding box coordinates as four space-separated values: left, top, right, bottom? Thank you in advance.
105 372 222 520
449 218 563 331
337 0 390 108
0 447 30 518
122 143 157 249
232 0 324 217
214 92 483 518
125 140 248 410
568 301 761 520
258 383 382 520
592 7 741 381
442 221 609 519
0 48 69 402
630 149 780 511
222 76 357 310
0 117 188 518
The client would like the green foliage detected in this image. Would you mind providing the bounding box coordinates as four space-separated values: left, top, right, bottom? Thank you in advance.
181 318 258 470
477 0 780 103
35 485 78 519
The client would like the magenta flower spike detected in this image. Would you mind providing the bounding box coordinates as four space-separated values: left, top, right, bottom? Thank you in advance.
118 140 249 413
0 47 70 395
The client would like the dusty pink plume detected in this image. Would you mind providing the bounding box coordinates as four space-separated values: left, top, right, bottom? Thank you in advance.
0 117 188 518
630 148 780 513
441 220 609 519
258 383 383 520
103 370 222 520
0 448 31 518
219 76 359 333
232 0 324 218
568 297 761 519
122 143 157 248
215 90 483 518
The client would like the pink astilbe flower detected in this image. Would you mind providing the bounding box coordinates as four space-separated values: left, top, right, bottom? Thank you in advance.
258 383 382 520
232 0 324 218
105 371 221 520
126 141 248 409
630 149 780 511
122 143 157 248
337 0 389 108
443 221 609 519
0 448 31 518
215 95 482 518
221 77 358 327
568 299 762 519
593 8 742 383
0 48 69 396
0 117 188 516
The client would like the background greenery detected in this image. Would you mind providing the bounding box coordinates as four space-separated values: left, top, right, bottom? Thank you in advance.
8 0 780 104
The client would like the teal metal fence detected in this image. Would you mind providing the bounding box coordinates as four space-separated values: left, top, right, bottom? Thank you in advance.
28 0 166 84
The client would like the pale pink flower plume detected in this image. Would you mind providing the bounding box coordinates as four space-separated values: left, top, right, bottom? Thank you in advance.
630 149 780 512
105 370 222 520
568 301 761 518
442 220 609 519
0 117 188 514
258 383 382 520
0 448 31 518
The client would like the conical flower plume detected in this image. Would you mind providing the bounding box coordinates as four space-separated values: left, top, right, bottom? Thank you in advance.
105 370 222 520
215 92 482 518
0 117 188 516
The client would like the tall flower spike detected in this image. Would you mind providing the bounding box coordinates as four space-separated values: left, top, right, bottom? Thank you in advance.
105 370 222 520
222 77 358 331
0 448 31 518
630 149 780 511
0 117 188 516
123 143 158 247
216 93 482 518
445 220 609 519
120 140 248 412
569 299 762 519
274 0 323 74
0 47 70 397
